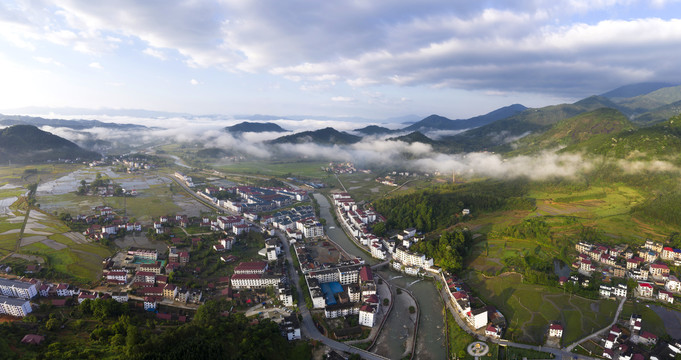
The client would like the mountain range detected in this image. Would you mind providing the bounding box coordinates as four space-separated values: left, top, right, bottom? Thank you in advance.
5 82 681 163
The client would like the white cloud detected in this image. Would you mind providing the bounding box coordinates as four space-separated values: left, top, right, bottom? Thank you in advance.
190 79 199 85
143 47 167 60
89 62 102 69
331 96 354 102
34 57 63 67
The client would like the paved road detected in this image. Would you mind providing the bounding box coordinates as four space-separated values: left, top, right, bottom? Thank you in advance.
279 231 390 360
564 296 627 351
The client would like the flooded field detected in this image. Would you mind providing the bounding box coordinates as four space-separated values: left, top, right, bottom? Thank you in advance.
35 167 212 223
0 197 18 215
37 167 168 196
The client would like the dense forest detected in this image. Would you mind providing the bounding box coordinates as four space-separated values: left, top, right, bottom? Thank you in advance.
410 229 473 273
1 299 309 360
374 179 534 233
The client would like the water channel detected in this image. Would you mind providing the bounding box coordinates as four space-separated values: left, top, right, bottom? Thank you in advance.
314 193 447 360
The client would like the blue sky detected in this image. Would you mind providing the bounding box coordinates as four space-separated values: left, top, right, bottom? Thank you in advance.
1 0 681 120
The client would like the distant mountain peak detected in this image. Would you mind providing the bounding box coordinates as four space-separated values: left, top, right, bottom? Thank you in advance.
225 121 288 133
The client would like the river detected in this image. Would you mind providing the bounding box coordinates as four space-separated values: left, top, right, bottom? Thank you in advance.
313 193 447 360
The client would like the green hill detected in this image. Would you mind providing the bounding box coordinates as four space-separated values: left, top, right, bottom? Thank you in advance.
0 125 101 164
511 108 635 154
269 127 361 145
581 114 681 159
440 96 617 152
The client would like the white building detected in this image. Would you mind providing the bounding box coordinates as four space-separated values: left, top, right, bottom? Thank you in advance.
613 284 628 298
370 244 387 260
230 274 281 289
112 292 128 303
0 296 32 317
667 275 681 292
394 246 433 270
549 324 563 338
468 307 488 329
600 285 613 298
0 278 38 299
359 304 377 327
144 296 157 311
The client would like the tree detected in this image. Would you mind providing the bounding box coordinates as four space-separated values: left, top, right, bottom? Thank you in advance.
45 318 60 331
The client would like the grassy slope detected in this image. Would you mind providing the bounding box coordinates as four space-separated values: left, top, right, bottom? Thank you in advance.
466 272 617 345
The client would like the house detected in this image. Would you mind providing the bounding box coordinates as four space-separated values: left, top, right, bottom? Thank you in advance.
637 282 654 298
630 314 642 332
281 315 301 341
112 292 128 303
56 283 75 297
639 331 658 345
667 275 681 292
650 263 670 278
143 296 157 311
658 290 674 304
77 291 98 304
485 324 502 339
549 323 563 338
39 284 51 297
613 284 628 298
600 285 613 298
163 284 177 300
580 259 593 272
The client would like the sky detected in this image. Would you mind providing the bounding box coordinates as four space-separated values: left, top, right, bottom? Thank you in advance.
1 0 681 121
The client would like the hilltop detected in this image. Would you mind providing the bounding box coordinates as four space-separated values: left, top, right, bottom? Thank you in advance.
0 125 101 164
225 121 288 133
269 127 361 145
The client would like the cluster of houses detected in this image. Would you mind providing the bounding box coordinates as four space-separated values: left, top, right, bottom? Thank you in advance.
598 314 672 360
323 162 357 174
574 240 679 304
441 273 506 336
390 229 436 275
374 176 398 187
293 243 380 328
153 214 212 234
101 246 201 308
332 193 385 257
261 206 324 241
198 185 307 214
114 157 153 173
76 206 142 240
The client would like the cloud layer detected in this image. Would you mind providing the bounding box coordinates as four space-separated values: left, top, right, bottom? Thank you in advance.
2 0 681 99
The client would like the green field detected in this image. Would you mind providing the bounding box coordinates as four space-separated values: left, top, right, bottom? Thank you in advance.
466 272 617 345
